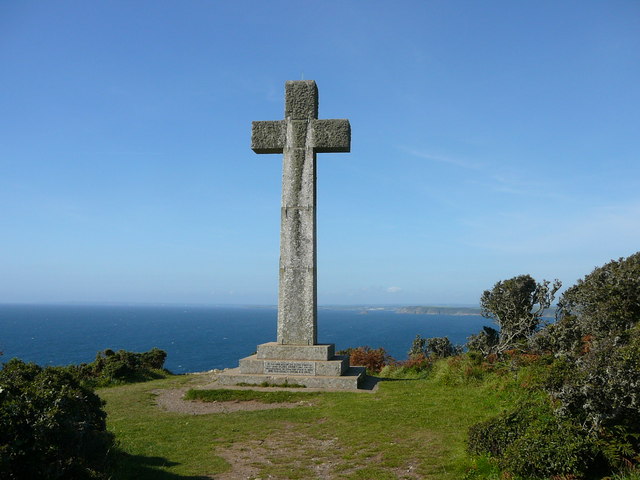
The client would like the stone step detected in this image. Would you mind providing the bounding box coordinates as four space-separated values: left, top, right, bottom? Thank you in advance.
240 354 349 376
256 342 335 361
216 366 366 390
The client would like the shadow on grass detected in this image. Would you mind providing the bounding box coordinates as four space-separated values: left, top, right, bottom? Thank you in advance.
361 375 428 390
110 451 213 480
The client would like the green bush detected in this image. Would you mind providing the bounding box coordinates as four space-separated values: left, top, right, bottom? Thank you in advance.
407 334 428 357
468 399 602 478
70 347 169 386
0 359 114 479
558 252 640 339
476 275 561 356
466 326 499 356
426 336 459 358
552 325 640 434
468 253 640 478
409 335 460 359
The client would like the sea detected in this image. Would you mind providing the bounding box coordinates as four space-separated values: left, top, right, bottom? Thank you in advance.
0 304 489 374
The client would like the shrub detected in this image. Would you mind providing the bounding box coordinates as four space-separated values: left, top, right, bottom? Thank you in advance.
466 326 499 356
468 253 640 478
341 346 393 374
409 335 459 359
0 359 114 479
70 347 169 386
468 399 603 478
379 353 432 379
426 336 458 358
558 252 640 339
551 325 640 435
475 275 561 356
407 334 427 357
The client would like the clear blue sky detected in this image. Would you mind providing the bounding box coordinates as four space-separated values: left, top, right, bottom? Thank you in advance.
1 1 638 305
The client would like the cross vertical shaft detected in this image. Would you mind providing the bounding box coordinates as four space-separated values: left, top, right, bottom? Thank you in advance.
251 81 350 345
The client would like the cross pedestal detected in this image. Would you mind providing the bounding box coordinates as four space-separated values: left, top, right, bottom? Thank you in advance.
217 81 364 389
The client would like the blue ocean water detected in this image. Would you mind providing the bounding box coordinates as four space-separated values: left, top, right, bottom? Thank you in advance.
0 304 489 374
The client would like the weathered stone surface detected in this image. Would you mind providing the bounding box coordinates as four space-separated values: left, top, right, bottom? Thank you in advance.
282 143 314 207
217 366 365 390
277 266 316 345
238 352 348 377
256 342 334 360
224 80 359 389
251 120 285 154
312 119 351 153
264 360 315 375
285 80 318 119
250 80 350 347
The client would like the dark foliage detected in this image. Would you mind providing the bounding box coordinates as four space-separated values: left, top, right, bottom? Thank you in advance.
0 359 114 479
69 347 168 386
470 274 560 356
559 252 640 337
407 334 427 357
468 252 640 477
426 336 458 358
466 326 499 357
408 335 459 359
468 399 603 478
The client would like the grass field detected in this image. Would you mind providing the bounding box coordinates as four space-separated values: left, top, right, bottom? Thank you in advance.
99 362 520 479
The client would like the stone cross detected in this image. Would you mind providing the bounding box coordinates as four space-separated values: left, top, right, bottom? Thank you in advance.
251 81 350 346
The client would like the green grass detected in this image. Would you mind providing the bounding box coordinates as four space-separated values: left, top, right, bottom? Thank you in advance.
99 360 523 479
184 388 319 403
236 380 306 388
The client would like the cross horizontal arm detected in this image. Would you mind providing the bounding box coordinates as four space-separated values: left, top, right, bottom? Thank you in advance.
252 120 286 154
312 119 351 153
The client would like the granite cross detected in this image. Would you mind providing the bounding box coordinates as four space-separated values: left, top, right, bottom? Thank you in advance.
251 80 351 346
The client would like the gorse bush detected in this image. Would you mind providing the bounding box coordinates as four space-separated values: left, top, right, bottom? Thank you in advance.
468 398 603 478
409 334 459 359
468 252 640 477
466 326 499 357
408 334 428 357
426 336 459 358
550 325 640 433
0 359 114 479
69 347 168 386
559 252 640 337
469 275 561 356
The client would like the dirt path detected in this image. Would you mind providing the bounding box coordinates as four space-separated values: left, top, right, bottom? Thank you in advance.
152 387 307 415
209 424 423 480
150 374 420 479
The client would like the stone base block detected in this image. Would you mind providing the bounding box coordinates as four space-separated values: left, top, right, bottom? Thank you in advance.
217 366 365 390
256 342 334 360
218 341 363 390
240 354 349 376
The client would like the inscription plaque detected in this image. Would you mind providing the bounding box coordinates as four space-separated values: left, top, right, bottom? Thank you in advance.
264 360 316 375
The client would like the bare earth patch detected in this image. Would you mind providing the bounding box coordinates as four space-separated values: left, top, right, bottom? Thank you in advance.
151 375 420 478
152 388 305 415
211 424 424 480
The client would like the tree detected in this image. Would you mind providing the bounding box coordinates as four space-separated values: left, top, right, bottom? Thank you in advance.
540 253 640 433
558 252 640 340
407 334 427 358
477 274 561 356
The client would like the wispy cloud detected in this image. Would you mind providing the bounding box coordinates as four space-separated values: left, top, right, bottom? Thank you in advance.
475 172 567 200
401 147 482 170
386 286 402 293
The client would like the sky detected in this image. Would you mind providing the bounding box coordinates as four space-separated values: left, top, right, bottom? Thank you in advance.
1 1 638 306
